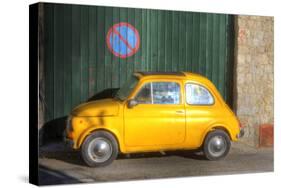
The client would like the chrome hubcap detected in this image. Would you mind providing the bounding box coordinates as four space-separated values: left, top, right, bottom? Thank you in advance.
88 137 112 163
208 136 227 157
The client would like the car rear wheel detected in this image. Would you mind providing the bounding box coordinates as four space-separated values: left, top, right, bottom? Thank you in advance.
81 131 118 167
203 130 231 160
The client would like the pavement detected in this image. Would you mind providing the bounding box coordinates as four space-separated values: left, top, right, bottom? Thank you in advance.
38 141 273 185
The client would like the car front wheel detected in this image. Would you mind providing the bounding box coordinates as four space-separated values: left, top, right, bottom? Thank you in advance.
81 131 118 167
203 130 231 160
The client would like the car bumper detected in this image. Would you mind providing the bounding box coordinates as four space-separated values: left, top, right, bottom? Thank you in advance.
236 128 245 139
63 131 74 148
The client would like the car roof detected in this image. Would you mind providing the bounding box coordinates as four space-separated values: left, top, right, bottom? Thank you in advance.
136 71 186 76
134 71 208 82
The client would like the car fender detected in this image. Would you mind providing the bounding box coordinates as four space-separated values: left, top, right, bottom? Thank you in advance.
200 123 233 146
76 126 124 152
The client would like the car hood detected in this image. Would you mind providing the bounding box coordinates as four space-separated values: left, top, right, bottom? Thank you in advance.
71 98 121 117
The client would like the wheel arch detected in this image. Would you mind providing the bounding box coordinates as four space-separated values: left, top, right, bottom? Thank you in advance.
77 128 122 152
211 126 232 139
200 125 233 147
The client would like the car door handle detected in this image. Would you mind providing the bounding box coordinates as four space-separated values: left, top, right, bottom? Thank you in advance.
175 110 184 114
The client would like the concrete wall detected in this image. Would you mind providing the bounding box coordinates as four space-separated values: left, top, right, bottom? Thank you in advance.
234 15 274 146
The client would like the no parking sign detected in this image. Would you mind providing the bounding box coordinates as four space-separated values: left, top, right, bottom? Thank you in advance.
106 22 140 58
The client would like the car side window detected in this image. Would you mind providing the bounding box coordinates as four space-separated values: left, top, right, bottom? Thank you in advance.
152 82 180 104
185 83 214 105
135 82 180 104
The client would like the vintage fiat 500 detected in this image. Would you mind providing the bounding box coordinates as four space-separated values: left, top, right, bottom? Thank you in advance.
65 72 244 167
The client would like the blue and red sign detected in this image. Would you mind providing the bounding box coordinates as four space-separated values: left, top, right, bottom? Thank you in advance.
106 22 140 58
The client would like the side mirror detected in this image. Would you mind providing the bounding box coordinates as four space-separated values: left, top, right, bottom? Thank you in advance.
127 99 138 108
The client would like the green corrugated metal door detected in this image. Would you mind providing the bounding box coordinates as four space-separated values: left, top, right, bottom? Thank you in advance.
43 3 234 122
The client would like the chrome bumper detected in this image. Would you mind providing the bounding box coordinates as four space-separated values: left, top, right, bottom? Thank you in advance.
236 128 245 139
63 131 74 148
63 115 74 148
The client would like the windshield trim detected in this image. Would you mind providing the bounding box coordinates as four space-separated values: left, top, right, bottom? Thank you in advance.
114 75 139 101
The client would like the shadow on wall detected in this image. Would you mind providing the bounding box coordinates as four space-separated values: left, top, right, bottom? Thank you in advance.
87 88 119 102
40 88 119 146
39 116 67 145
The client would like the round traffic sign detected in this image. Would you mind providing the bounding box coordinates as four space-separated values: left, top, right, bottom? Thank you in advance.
106 22 140 58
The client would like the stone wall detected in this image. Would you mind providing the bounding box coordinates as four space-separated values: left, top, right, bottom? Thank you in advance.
234 15 274 146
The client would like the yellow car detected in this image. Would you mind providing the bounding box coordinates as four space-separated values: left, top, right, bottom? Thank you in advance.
65 72 244 167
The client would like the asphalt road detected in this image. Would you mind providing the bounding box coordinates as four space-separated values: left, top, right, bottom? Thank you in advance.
38 142 273 185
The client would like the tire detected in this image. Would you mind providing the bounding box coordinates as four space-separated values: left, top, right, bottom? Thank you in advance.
203 130 231 160
81 131 118 167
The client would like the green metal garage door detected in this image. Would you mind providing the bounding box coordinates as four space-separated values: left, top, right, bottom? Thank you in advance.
43 3 234 122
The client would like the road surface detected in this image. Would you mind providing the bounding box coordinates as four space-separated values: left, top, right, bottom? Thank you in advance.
38 142 273 185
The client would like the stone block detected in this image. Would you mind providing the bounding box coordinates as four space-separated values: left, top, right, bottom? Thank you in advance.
259 124 274 147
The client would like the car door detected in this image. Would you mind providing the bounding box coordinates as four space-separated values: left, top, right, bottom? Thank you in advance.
124 80 186 147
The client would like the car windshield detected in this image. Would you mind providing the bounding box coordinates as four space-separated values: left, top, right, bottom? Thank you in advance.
115 75 139 101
